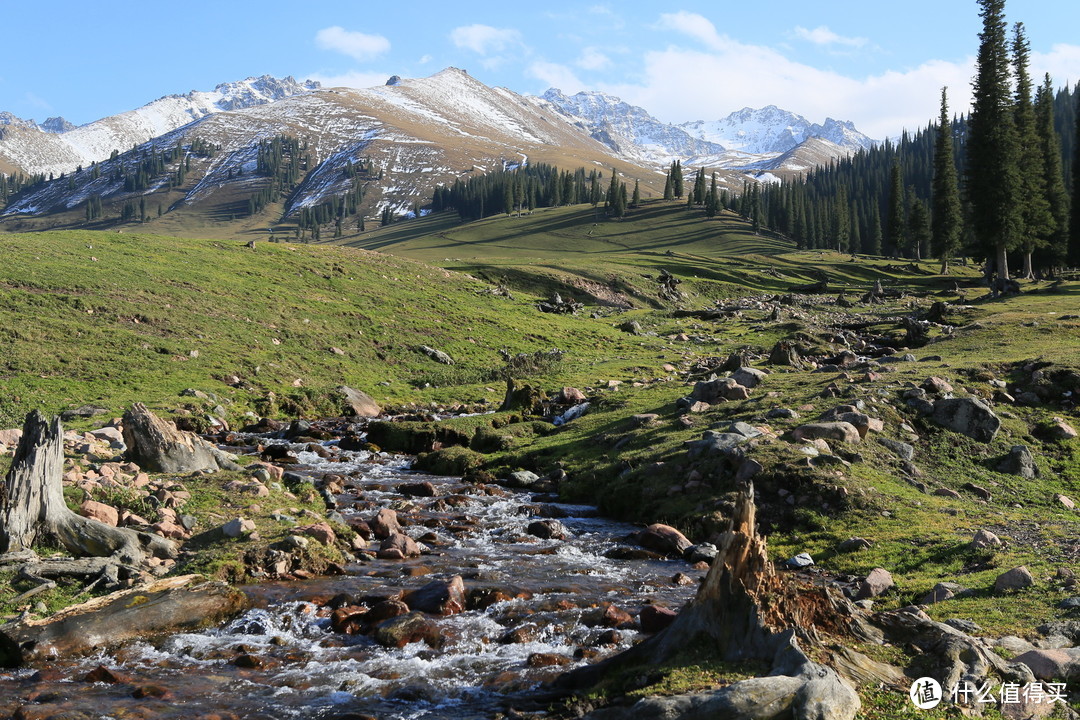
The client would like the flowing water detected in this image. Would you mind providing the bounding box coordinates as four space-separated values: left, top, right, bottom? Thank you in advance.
0 427 703 720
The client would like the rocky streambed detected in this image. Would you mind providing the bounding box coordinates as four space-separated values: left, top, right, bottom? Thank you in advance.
0 422 706 720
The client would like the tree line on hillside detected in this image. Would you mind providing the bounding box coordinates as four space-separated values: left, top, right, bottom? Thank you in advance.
430 163 642 221
733 0 1078 282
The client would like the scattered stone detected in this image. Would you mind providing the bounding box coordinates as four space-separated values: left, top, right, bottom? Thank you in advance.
930 397 1000 442
122 402 238 473
766 407 799 420
876 437 914 461
506 470 541 488
962 482 992 502
944 618 982 634
856 568 894 599
684 543 718 564
1012 648 1080 682
297 522 336 545
921 377 954 394
934 487 961 499
785 552 814 569
79 499 119 527
970 528 1002 549
399 481 437 498
994 566 1035 593
631 413 660 426
691 377 750 403
332 386 381 418
559 387 587 403
920 582 968 605
837 537 872 552
527 652 571 668
600 604 634 628
418 345 454 365
730 367 767 389
686 430 748 457
1056 494 1076 510
1049 418 1078 441
222 517 256 538
997 445 1038 479
792 422 861 444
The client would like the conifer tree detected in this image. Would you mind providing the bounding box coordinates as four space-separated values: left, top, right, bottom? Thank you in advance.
967 0 1022 284
866 204 883 256
1034 75 1070 272
932 87 964 273
908 196 932 261
692 169 706 205
631 179 641 208
1070 82 1080 267
1012 23 1053 278
663 173 674 201
672 161 684 198
886 162 907 256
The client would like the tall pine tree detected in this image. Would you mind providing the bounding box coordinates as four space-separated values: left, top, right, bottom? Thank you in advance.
1034 75 1070 272
932 87 964 273
967 0 1022 285
1012 23 1053 278
886 162 907 256
1070 81 1080 267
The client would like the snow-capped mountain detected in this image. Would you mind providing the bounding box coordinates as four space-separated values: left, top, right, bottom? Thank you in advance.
681 105 875 155
536 89 725 162
1 68 638 227
0 75 320 177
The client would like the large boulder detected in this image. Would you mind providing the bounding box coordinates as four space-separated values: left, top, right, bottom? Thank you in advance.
122 403 236 473
332 386 381 418
691 377 750 403
931 397 1000 442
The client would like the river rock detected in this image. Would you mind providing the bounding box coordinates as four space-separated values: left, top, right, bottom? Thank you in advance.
600 603 634 628
399 481 437 497
997 445 1037 478
371 612 442 648
639 605 678 633
365 599 410 625
506 470 541 488
792 422 862 444
403 576 466 616
371 508 401 539
931 397 1000 442
994 566 1035 592
379 532 420 558
559 387 587 403
527 519 568 540
785 552 815 569
332 386 381 418
637 523 693 556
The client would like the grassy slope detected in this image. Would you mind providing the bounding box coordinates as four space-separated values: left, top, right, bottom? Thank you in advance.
2 203 1080 714
0 228 676 427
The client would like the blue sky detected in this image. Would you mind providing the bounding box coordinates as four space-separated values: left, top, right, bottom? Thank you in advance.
3 0 1079 140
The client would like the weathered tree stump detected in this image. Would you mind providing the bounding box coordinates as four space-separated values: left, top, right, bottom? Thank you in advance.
557 484 867 720
1 411 176 599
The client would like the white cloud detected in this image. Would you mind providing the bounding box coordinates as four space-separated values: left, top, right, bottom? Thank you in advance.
600 42 975 141
315 26 391 62
793 25 868 49
527 61 586 94
309 70 392 90
418 54 433 65
450 24 523 55
1033 43 1080 86
576 47 611 71
655 11 726 51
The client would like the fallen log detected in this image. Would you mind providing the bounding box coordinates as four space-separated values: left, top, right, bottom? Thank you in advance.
0 574 250 667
